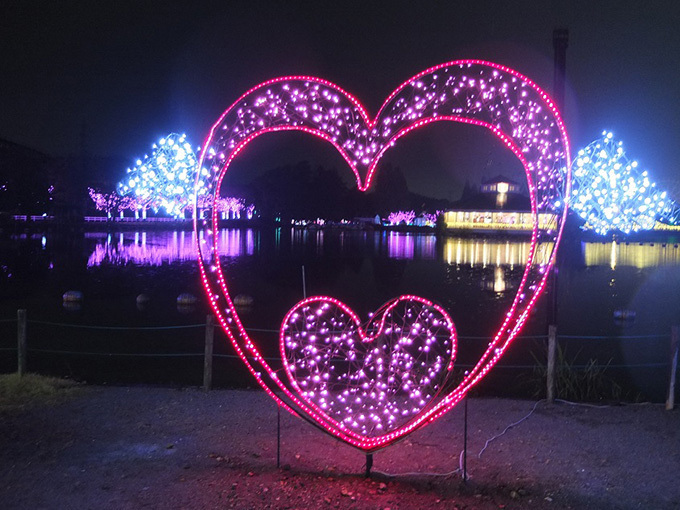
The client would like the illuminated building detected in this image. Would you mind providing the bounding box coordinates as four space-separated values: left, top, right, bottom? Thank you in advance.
443 175 557 232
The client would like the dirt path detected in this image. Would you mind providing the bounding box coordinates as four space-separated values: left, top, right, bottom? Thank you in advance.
1 386 679 509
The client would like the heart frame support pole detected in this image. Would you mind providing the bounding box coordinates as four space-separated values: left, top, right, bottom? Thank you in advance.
301 265 307 299
547 325 557 404
203 314 214 391
277 404 281 468
463 395 468 482
365 454 373 478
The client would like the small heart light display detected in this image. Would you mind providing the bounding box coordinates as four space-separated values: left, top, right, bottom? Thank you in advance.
195 60 571 452
281 295 456 438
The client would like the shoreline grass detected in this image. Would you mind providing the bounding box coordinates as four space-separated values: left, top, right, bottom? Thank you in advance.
0 372 82 412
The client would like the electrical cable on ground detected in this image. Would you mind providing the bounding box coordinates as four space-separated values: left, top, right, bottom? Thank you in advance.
372 467 460 479
478 399 544 458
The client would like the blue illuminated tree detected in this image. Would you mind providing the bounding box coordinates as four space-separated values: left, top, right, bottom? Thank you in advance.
117 133 209 218
570 132 679 234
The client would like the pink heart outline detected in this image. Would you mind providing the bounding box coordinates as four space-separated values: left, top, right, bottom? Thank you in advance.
195 60 571 452
280 295 457 441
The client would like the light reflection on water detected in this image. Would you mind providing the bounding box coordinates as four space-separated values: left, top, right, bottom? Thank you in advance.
442 237 552 268
10 229 680 270
584 240 680 269
76 229 680 269
84 229 442 267
86 229 257 266
83 229 540 268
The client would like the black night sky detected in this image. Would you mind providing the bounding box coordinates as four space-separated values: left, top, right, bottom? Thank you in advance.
2 0 679 199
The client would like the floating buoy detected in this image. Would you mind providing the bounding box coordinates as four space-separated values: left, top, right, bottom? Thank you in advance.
613 309 636 320
614 309 636 326
177 293 198 306
62 290 83 311
233 294 254 307
63 301 81 312
177 293 198 314
62 290 83 302
136 293 150 311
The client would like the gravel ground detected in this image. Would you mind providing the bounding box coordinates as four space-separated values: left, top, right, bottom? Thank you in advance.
1 386 679 509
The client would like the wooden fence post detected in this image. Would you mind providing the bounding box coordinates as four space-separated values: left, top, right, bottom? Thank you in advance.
203 314 215 391
667 325 678 411
547 324 557 404
17 309 27 377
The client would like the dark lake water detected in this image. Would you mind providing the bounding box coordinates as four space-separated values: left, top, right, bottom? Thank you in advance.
1 227 678 401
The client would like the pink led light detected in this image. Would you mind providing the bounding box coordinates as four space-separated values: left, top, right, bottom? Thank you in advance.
194 60 571 452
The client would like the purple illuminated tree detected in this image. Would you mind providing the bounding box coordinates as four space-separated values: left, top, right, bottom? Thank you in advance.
387 210 416 225
88 188 129 218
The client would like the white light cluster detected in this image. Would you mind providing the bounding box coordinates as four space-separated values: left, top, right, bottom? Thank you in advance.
570 131 677 235
282 297 455 437
117 133 209 217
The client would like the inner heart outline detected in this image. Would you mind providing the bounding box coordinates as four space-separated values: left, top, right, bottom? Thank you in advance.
194 59 571 452
280 295 457 439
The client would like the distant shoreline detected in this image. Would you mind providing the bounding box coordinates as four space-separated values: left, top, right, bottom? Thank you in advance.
4 214 680 242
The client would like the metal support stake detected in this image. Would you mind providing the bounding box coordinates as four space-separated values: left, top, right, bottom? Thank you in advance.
277 404 281 468
463 396 468 482
302 265 307 299
547 324 557 403
365 454 373 478
203 314 214 391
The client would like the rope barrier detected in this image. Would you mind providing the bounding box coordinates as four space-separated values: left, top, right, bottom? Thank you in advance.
12 348 667 369
559 334 668 340
0 314 674 378
458 334 547 340
27 320 205 331
28 348 205 358
0 317 672 340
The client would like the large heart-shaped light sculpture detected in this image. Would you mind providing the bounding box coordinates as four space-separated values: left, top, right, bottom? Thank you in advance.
195 60 571 452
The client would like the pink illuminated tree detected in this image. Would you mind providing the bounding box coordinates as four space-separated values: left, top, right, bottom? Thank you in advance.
387 210 416 225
